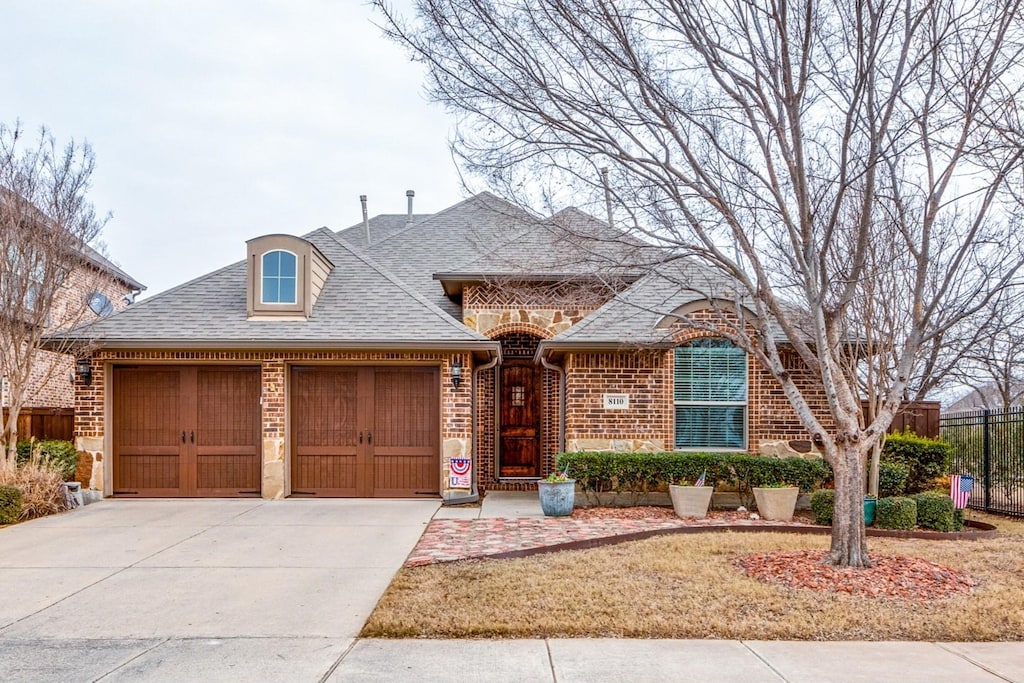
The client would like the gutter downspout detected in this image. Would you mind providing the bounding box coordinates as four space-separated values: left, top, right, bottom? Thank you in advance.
540 354 566 456
443 350 500 506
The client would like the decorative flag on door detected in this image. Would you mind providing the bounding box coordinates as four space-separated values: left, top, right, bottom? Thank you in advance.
449 458 472 489
950 474 974 510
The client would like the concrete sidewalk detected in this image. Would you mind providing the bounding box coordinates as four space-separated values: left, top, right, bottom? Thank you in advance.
326 639 1024 683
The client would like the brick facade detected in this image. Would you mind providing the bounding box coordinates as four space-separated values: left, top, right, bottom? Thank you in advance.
3 261 134 411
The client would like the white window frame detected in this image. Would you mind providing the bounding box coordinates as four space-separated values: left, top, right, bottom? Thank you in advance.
260 249 298 305
673 339 749 451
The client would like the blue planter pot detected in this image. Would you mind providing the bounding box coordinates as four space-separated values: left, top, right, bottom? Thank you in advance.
538 480 576 516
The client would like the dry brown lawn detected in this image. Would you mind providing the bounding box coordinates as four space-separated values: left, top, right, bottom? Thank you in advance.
362 512 1024 640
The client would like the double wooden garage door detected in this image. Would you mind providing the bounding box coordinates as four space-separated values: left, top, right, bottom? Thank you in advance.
112 365 440 498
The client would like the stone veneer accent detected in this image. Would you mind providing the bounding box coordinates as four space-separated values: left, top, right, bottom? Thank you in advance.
74 349 473 499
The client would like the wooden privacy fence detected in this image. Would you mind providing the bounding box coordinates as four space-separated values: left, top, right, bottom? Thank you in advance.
862 400 941 438
1 408 75 442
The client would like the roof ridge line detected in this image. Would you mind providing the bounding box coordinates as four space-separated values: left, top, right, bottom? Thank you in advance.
360 191 537 249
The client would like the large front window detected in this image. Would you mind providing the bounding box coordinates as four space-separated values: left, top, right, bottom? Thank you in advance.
674 338 748 449
261 250 297 304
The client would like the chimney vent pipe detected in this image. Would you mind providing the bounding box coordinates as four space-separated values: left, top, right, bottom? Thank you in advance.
406 190 415 226
600 167 614 228
360 195 370 245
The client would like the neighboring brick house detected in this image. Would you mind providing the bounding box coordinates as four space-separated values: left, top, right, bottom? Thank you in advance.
2 241 144 418
64 192 828 500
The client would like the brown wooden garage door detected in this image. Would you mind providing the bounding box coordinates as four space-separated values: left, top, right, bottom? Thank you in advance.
112 366 261 497
291 366 440 497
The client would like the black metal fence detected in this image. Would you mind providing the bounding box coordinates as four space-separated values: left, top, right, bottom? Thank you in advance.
941 406 1024 517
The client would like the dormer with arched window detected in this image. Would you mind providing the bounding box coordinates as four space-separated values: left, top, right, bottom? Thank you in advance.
246 235 333 318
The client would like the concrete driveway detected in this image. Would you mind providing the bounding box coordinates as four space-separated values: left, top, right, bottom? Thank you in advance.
0 498 439 682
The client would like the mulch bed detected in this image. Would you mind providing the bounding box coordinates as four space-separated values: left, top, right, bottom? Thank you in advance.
736 550 979 602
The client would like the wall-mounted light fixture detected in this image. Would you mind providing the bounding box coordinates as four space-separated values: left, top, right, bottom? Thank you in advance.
75 358 93 386
451 357 462 389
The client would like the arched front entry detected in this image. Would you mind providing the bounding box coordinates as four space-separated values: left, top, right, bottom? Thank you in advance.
496 333 544 478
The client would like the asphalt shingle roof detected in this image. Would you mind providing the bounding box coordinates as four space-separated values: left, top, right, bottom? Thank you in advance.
69 227 489 347
543 259 785 347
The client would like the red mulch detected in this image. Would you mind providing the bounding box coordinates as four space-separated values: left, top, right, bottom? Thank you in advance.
736 550 978 602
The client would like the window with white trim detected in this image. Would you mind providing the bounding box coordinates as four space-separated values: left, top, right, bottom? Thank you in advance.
261 250 297 304
674 338 747 449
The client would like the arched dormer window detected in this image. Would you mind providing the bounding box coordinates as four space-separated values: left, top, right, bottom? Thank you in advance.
261 250 297 304
246 234 333 318
674 338 747 450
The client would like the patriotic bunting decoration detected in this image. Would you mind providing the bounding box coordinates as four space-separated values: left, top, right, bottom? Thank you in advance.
449 458 472 489
950 474 974 510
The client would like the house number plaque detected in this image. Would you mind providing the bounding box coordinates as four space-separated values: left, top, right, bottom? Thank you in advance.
603 393 629 409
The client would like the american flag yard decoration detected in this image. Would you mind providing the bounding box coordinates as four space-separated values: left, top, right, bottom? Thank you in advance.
950 474 974 510
694 469 707 487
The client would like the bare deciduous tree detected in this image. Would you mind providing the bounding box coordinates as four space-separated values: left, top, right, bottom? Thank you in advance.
379 0 1024 566
947 290 1024 410
0 122 108 469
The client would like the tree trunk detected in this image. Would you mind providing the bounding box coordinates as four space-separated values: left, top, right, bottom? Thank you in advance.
2 408 19 470
828 443 871 567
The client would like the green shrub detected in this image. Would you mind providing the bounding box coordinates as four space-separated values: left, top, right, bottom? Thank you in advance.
877 461 910 497
875 496 918 530
16 440 78 481
913 492 962 532
809 489 834 525
556 451 831 507
882 432 953 494
954 508 965 529
0 485 22 524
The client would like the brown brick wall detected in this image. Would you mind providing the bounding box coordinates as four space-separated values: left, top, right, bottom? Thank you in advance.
564 350 672 444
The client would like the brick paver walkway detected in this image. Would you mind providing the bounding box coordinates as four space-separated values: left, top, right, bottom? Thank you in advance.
405 515 819 566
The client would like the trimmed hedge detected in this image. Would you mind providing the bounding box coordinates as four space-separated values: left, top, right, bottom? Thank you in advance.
16 440 78 482
882 432 952 494
0 485 22 524
556 451 831 506
875 496 917 530
913 492 962 532
809 489 834 526
878 461 910 497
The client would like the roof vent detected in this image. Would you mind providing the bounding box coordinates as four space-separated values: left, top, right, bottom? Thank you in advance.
360 194 370 245
406 190 415 226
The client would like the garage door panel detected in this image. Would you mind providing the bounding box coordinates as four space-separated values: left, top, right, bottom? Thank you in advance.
195 368 261 495
373 368 439 497
113 369 185 495
291 367 363 495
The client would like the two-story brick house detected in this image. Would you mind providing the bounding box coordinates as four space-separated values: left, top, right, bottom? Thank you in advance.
65 192 828 500
2 241 144 436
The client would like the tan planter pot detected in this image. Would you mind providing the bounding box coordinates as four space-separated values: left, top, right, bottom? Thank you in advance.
669 485 714 519
752 486 799 521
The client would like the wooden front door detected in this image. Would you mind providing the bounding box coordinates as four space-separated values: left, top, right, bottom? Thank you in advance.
499 361 542 477
112 366 261 497
291 366 440 497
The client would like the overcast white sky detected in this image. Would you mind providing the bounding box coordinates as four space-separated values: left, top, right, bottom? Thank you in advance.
1 1 472 297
